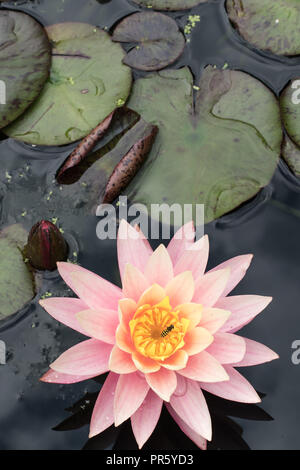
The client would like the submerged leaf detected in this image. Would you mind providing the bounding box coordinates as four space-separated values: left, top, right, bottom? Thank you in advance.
0 225 35 320
4 23 132 146
226 0 300 56
132 0 206 11
123 66 282 223
113 12 185 71
102 123 158 203
0 10 51 129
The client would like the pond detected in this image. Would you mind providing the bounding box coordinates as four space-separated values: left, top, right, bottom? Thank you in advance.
0 0 300 450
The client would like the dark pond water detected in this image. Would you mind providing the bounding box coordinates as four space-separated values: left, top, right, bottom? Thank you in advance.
0 0 300 450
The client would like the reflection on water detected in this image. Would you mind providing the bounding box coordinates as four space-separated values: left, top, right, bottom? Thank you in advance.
0 0 300 450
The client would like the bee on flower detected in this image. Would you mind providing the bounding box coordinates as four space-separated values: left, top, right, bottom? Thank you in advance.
40 220 278 450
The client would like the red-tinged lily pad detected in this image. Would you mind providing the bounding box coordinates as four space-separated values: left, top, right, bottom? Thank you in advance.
226 0 300 56
4 23 132 146
0 10 51 129
132 0 206 10
112 12 185 71
123 66 282 223
0 224 35 320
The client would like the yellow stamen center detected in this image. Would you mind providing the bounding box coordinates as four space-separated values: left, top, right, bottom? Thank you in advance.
129 297 189 361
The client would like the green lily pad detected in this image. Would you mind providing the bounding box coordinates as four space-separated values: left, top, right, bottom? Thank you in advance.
0 10 51 129
4 23 132 146
226 0 300 56
112 12 185 71
132 0 206 10
0 225 35 320
123 66 282 223
280 79 300 148
282 134 300 179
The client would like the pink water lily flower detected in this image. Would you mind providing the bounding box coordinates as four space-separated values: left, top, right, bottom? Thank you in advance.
40 220 278 449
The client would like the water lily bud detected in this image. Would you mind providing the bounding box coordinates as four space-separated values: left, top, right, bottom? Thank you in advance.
25 220 68 271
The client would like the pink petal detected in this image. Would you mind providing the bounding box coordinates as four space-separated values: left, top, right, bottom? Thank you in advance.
160 350 188 370
199 307 231 334
144 245 174 287
39 297 89 336
132 352 161 373
50 339 112 376
137 284 166 308
109 345 137 374
183 327 213 356
165 272 194 307
174 235 209 279
216 295 272 333
193 269 230 307
76 309 119 344
232 337 279 367
177 303 202 331
145 368 177 401
122 264 149 301
118 298 137 324
117 219 152 279
206 332 246 364
114 372 150 426
209 254 253 297
199 366 261 403
178 351 229 382
115 324 134 353
131 390 163 449
89 372 119 437
57 262 123 309
166 404 207 450
67 270 122 311
169 378 212 440
40 369 96 384
167 221 195 265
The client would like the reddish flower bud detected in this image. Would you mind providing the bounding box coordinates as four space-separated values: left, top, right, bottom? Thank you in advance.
25 220 68 271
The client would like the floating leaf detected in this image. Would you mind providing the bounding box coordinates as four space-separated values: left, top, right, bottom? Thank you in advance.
56 117 156 214
226 0 300 56
102 123 158 203
112 12 185 71
56 107 140 185
0 10 51 129
0 225 35 320
132 0 206 11
281 135 300 179
56 110 117 183
123 66 282 223
4 23 132 146
280 78 300 176
280 79 300 148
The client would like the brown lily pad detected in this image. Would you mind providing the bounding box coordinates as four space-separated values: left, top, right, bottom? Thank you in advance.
112 12 185 71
